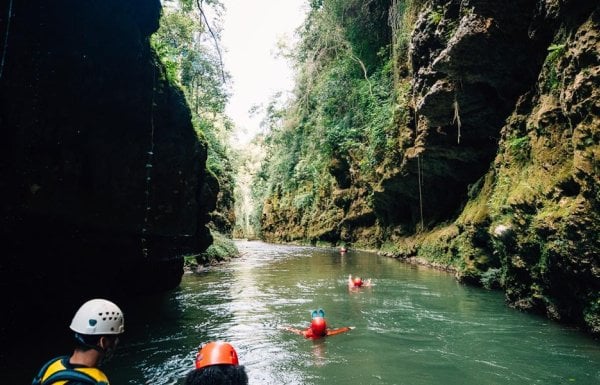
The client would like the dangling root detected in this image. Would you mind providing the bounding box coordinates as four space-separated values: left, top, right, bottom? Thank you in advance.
453 95 461 144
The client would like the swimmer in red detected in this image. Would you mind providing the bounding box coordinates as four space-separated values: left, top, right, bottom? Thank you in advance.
283 309 353 339
348 274 372 288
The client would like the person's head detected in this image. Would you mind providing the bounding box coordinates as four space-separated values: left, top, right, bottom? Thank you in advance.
310 316 327 337
185 365 248 385
353 277 363 287
195 341 239 369
187 342 248 385
70 299 124 362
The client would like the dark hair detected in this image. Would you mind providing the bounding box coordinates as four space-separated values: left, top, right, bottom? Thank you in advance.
73 333 102 351
74 333 118 351
184 365 248 385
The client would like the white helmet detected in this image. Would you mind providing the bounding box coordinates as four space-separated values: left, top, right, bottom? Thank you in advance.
70 299 125 335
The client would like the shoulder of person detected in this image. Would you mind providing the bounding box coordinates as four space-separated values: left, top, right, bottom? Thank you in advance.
33 356 109 385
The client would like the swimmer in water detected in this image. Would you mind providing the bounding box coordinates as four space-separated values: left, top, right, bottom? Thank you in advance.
185 341 248 385
283 309 353 339
348 274 372 288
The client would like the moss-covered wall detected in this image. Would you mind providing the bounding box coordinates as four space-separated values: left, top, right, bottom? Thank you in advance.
454 5 600 333
259 0 599 334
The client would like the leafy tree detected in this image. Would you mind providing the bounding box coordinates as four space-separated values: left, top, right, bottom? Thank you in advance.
251 0 415 240
152 1 229 118
153 0 235 234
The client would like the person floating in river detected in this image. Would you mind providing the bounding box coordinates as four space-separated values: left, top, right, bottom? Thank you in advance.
283 309 353 339
348 274 372 289
32 298 125 385
185 341 248 385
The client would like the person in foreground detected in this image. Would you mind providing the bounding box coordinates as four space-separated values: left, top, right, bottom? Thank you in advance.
32 298 125 385
348 274 372 289
283 309 354 339
185 341 248 385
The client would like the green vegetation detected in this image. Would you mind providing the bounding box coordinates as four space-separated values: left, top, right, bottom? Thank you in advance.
196 231 240 265
546 43 566 64
390 0 424 74
428 7 443 25
249 0 423 240
507 135 530 163
480 268 502 289
542 41 566 94
152 0 236 234
185 0 599 334
183 230 240 270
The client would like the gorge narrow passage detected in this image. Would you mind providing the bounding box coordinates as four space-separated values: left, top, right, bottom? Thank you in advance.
2 2 598 383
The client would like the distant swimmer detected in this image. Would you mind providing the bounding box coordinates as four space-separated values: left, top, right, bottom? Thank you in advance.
339 246 348 254
283 309 353 339
348 274 372 288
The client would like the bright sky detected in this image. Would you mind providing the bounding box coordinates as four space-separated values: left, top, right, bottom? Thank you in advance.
221 0 307 147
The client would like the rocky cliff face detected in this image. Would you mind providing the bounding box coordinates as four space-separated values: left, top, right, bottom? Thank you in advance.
376 0 544 227
260 0 599 334
465 0 599 333
0 0 216 342
404 0 599 333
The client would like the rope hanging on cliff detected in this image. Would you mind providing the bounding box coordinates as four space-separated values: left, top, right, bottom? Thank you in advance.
417 154 424 231
141 65 157 259
0 0 13 81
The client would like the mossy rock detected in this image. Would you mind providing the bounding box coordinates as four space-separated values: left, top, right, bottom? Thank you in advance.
196 232 239 266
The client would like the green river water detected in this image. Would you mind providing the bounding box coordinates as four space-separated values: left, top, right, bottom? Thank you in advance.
17 241 600 384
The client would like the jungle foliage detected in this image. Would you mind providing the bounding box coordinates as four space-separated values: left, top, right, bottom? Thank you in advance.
242 0 600 335
152 0 236 234
249 0 422 237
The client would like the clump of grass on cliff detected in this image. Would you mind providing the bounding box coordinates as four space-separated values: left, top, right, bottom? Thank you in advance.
381 224 463 271
194 231 239 266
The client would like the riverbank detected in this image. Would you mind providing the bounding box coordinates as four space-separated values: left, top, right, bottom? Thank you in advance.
183 231 241 273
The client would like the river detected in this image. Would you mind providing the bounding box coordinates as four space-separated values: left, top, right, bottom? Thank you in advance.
17 241 600 384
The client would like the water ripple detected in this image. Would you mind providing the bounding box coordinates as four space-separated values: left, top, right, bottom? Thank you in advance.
107 241 600 385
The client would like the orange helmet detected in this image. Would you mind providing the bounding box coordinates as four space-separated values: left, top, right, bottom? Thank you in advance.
353 277 363 287
310 317 327 336
195 341 239 369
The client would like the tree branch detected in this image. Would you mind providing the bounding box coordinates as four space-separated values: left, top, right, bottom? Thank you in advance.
196 0 226 83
